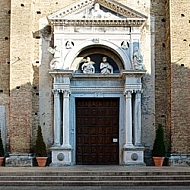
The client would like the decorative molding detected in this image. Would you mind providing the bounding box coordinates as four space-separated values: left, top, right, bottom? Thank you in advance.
125 84 142 89
51 19 145 27
71 86 123 93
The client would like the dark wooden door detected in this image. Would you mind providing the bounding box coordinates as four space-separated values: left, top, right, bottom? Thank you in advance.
76 98 119 165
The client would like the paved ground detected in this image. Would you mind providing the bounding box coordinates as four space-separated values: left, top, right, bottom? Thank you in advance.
0 186 190 190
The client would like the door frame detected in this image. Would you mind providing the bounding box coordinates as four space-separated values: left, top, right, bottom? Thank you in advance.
70 93 124 165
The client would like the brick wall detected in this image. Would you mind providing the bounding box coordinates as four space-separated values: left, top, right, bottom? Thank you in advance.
168 0 190 154
0 0 11 151
150 0 168 143
8 0 77 153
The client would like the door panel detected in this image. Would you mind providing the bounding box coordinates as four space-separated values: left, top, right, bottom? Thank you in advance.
76 98 119 165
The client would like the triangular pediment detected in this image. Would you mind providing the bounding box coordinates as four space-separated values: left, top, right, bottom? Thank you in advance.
48 0 147 27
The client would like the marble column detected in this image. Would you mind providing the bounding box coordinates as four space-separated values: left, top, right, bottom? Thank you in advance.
123 90 134 148
134 90 142 146
53 89 61 146
62 90 71 148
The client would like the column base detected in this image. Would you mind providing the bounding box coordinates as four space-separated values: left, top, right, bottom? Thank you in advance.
5 154 35 167
123 146 146 166
50 146 72 166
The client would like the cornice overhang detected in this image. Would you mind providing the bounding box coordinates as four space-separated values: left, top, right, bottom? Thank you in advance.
50 19 146 27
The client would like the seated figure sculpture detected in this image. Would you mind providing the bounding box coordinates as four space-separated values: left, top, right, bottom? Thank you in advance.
81 57 95 74
100 57 113 74
91 3 110 18
91 3 104 18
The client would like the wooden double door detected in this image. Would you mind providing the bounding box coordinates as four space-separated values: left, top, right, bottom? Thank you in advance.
76 98 119 165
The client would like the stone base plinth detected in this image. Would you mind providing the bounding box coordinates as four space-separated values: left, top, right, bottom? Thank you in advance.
50 146 72 166
168 154 190 167
123 146 146 166
5 154 35 167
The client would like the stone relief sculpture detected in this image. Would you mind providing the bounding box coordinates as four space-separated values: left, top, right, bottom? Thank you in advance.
100 57 113 74
91 3 111 18
47 46 62 70
132 47 144 70
81 57 95 74
121 40 130 50
65 40 74 49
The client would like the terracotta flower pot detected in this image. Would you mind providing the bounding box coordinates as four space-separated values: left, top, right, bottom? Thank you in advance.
153 157 164 166
36 157 47 167
0 157 4 166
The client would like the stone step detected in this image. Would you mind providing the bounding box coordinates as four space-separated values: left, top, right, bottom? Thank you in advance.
0 175 190 181
0 167 190 186
0 180 190 186
1 171 190 176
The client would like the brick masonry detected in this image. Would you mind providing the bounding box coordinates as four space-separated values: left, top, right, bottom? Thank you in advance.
167 0 190 154
0 0 189 163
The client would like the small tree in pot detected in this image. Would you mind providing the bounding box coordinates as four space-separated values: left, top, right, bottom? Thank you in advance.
0 130 5 166
35 125 47 167
152 123 166 166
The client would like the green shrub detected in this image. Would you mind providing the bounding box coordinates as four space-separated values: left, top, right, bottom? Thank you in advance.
152 123 166 157
35 125 46 157
0 130 4 157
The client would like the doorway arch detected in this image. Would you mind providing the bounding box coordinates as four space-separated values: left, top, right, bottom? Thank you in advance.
64 39 132 71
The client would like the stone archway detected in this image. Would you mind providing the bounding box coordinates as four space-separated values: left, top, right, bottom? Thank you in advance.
73 46 123 74
64 39 133 71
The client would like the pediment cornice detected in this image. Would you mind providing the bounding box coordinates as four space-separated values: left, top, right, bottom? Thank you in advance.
48 0 147 27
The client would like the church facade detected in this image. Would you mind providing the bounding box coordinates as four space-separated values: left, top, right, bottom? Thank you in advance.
0 0 189 166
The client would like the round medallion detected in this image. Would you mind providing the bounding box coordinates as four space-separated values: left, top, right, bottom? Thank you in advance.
57 153 65 161
131 153 138 161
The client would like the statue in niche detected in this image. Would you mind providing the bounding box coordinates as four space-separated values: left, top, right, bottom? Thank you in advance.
121 40 130 50
47 46 62 70
81 57 95 74
65 40 74 49
133 47 144 70
100 56 113 74
91 3 111 18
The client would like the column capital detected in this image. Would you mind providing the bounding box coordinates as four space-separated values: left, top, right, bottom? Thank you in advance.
62 89 71 97
135 89 143 94
124 90 132 97
135 90 142 99
52 89 61 94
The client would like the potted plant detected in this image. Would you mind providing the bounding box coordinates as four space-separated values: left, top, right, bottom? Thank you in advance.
152 123 166 166
35 125 47 167
0 130 5 166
